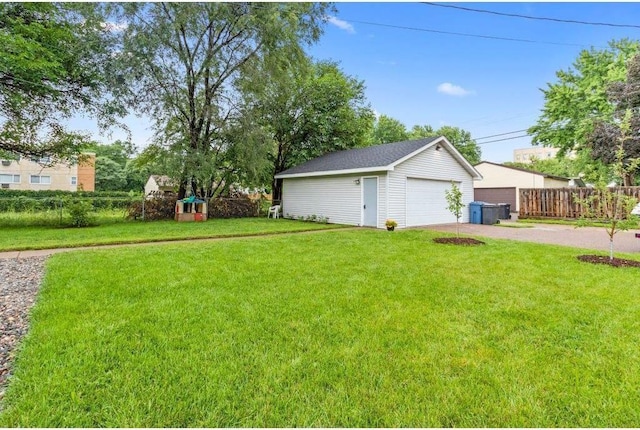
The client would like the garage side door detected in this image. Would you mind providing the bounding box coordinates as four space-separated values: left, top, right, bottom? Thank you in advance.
406 178 455 226
474 187 516 210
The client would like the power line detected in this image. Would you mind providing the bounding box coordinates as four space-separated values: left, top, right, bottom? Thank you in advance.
477 134 530 145
421 2 640 30
475 129 529 141
344 18 602 48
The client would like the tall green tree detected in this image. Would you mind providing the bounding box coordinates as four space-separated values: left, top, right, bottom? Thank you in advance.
111 2 330 198
408 124 481 164
586 53 640 185
244 57 374 200
370 115 409 145
528 39 639 156
95 156 127 191
0 3 122 159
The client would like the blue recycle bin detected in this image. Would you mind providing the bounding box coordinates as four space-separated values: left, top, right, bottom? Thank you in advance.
469 201 484 224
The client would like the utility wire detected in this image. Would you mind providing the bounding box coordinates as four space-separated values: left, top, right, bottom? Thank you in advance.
344 19 602 48
421 2 640 30
476 134 530 145
475 129 529 140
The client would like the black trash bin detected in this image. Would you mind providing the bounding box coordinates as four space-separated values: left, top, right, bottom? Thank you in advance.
497 203 511 220
481 204 500 225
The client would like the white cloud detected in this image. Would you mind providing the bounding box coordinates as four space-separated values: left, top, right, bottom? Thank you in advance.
437 82 475 97
327 16 355 34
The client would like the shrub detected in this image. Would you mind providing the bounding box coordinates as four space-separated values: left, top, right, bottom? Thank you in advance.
127 196 178 221
209 197 259 219
67 199 94 227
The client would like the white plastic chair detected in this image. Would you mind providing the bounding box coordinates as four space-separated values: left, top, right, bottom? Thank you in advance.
268 205 280 219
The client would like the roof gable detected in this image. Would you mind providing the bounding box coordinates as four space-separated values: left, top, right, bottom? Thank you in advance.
474 161 569 181
275 137 481 179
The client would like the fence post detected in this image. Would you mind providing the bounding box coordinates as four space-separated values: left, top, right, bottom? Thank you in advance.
59 198 63 225
142 197 145 221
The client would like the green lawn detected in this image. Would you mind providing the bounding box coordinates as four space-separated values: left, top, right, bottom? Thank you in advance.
0 218 343 251
2 229 640 426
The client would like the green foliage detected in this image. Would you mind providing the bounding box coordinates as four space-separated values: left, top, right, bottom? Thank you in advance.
575 112 640 259
445 181 465 237
586 54 640 185
0 190 140 213
126 197 177 221
528 39 639 157
209 197 260 219
3 230 640 426
371 115 409 144
66 199 93 227
0 3 123 159
371 116 481 164
284 213 329 223
244 57 375 200
95 156 127 191
110 2 330 198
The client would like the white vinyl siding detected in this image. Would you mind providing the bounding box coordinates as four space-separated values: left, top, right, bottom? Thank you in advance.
282 175 363 226
389 145 474 227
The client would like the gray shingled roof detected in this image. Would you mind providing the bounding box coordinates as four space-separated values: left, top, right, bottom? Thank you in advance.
276 137 440 177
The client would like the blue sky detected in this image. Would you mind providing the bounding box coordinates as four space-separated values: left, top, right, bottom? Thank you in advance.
71 2 640 163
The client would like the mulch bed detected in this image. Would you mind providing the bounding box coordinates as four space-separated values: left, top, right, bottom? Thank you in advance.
577 254 640 268
433 237 485 246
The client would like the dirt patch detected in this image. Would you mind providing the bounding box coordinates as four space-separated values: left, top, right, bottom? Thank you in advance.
577 254 640 268
433 237 485 246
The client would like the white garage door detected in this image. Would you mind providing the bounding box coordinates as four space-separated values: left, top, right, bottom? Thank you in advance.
406 178 455 226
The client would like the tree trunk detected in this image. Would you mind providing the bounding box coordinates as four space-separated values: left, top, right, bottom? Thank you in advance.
272 177 283 203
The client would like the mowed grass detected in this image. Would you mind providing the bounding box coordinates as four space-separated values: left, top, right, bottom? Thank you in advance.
0 217 343 251
2 229 640 427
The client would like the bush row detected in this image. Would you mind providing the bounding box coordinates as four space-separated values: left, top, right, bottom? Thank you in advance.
126 196 261 220
0 190 138 198
0 196 140 212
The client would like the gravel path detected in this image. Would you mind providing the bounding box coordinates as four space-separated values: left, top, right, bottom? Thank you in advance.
0 256 47 403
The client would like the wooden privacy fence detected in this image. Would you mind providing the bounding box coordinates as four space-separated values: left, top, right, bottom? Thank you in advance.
519 187 640 219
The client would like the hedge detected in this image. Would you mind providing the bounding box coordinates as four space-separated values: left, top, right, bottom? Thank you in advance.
0 190 138 198
125 196 261 220
0 196 140 212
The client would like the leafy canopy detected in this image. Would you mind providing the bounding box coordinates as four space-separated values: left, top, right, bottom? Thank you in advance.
0 3 122 159
528 39 639 156
110 2 330 198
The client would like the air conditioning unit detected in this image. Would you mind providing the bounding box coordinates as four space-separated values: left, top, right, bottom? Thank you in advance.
1 160 11 166
1 183 9 189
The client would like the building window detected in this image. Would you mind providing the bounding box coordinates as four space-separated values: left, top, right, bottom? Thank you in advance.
30 155 52 164
71 176 77 185
29 175 51 185
0 174 20 184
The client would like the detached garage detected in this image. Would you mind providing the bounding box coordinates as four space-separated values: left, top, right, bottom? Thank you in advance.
473 161 571 213
275 137 482 229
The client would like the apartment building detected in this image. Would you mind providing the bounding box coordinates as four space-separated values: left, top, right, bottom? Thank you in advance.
0 153 95 191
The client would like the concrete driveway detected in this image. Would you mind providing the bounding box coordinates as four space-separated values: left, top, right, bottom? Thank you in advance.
425 220 640 254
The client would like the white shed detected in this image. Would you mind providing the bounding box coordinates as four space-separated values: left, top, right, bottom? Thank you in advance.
274 137 482 229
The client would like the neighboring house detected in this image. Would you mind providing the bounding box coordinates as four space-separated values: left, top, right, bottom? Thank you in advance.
513 146 576 163
274 137 482 229
0 153 95 191
473 161 571 212
144 175 176 197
